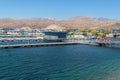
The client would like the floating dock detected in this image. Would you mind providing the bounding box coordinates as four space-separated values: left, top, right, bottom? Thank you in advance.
0 42 79 49
0 39 120 49
94 41 120 48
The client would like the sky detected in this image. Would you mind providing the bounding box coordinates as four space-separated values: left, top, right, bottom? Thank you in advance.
0 0 120 19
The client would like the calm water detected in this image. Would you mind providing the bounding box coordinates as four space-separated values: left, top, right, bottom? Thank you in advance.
0 45 120 80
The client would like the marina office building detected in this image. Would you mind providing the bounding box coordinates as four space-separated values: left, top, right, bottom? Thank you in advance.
43 31 67 41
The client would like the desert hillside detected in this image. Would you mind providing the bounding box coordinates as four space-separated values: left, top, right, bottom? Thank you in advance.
0 16 120 29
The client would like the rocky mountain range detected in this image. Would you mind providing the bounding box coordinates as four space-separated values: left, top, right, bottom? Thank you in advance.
0 16 120 29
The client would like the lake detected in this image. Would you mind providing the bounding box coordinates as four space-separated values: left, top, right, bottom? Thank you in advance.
0 45 120 80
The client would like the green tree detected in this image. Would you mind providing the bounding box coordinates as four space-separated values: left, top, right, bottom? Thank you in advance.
90 29 99 36
103 30 111 35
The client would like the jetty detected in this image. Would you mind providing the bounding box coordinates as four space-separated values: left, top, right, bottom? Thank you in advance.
0 42 79 49
0 39 120 49
95 41 120 48
68 39 120 48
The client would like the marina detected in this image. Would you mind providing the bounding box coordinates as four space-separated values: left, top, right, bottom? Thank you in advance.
0 39 120 49
0 27 120 49
0 42 79 49
1 0 120 80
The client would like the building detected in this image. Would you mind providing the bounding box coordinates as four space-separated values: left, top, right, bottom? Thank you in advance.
97 28 105 33
43 31 67 41
111 28 120 38
112 28 120 34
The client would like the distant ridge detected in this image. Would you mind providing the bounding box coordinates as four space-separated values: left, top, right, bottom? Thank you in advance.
0 16 120 29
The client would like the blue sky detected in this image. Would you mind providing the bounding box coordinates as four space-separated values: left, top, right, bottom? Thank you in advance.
0 0 120 19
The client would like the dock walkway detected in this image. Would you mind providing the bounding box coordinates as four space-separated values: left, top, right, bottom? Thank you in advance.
0 42 78 49
0 40 120 49
94 41 120 47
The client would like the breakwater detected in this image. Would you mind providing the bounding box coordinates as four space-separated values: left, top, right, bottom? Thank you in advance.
0 39 120 49
0 42 78 49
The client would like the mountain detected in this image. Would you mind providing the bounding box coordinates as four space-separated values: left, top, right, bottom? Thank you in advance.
0 16 120 29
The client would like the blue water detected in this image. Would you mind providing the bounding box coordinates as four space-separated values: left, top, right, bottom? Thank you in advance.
0 45 120 80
